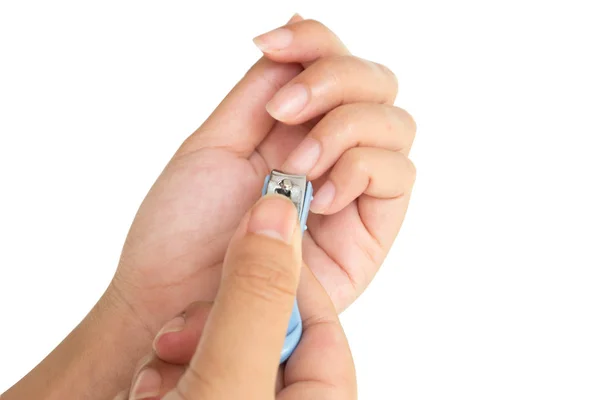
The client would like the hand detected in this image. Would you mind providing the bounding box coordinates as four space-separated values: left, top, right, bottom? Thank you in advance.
109 15 416 336
2 16 415 400
115 195 356 399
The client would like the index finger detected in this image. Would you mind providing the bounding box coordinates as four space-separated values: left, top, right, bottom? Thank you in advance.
176 195 303 399
278 265 357 399
253 18 350 67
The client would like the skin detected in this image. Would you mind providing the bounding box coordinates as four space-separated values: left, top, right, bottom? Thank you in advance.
2 15 416 400
117 195 357 399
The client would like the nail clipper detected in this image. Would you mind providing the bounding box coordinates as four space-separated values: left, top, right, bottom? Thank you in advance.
261 170 313 363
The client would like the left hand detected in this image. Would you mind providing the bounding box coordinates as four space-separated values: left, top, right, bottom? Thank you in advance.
109 16 416 337
115 195 356 399
1 16 415 400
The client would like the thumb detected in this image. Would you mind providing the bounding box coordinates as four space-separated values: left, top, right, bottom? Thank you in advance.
174 194 302 399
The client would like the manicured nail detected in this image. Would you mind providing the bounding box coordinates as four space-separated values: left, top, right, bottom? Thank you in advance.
152 315 185 352
266 83 310 121
253 27 293 52
130 368 161 400
311 181 336 214
248 195 298 243
282 137 321 174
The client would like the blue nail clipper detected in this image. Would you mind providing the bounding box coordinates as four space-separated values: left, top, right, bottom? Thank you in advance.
261 170 313 363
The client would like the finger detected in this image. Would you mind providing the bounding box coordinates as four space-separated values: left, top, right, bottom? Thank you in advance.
126 353 155 398
152 301 212 365
286 13 304 25
281 103 417 178
310 147 416 215
128 299 255 399
254 18 350 66
128 356 185 400
176 195 303 398
265 55 398 124
154 304 290 393
113 391 127 400
125 358 289 400
278 266 356 399
124 308 208 400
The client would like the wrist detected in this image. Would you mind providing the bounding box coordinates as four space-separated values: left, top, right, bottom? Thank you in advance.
3 284 154 400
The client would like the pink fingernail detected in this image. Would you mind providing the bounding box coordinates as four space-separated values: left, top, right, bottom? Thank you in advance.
113 391 127 400
152 315 185 352
253 27 294 52
266 83 310 121
311 181 336 214
282 137 321 174
130 368 161 400
286 13 303 24
156 316 185 337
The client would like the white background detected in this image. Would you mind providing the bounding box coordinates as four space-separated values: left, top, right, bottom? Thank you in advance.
1 1 599 398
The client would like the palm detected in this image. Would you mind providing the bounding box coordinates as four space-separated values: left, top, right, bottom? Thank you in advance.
114 120 374 331
112 22 414 331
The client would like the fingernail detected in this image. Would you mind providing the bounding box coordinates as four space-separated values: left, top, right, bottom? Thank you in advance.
248 195 298 243
282 137 321 174
130 368 161 400
286 13 303 24
113 391 127 400
152 315 185 352
253 27 293 52
311 181 336 214
266 83 310 121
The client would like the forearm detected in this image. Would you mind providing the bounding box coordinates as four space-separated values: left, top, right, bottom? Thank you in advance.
2 286 153 400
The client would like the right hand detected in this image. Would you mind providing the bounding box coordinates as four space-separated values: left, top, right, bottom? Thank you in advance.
115 195 356 399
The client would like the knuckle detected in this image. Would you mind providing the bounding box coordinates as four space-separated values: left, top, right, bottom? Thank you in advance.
405 110 417 134
344 148 369 174
401 108 418 135
365 60 398 101
405 157 417 183
303 18 330 33
301 313 339 330
376 62 399 101
378 62 398 86
350 56 379 75
327 102 356 122
230 256 297 303
324 56 399 102
319 54 354 72
314 56 371 96
322 104 360 140
392 107 417 141
317 55 347 86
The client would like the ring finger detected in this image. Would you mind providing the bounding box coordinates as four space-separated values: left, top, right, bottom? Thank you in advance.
266 55 399 124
